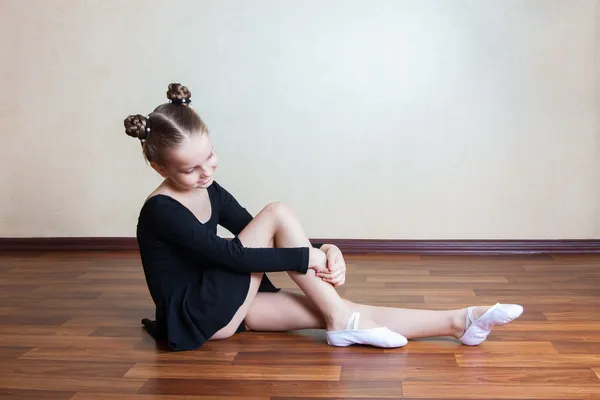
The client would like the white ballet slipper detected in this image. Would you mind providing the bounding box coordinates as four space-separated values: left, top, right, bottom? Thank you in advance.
458 303 524 346
326 312 408 348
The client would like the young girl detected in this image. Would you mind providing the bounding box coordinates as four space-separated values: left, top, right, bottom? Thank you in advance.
124 83 523 352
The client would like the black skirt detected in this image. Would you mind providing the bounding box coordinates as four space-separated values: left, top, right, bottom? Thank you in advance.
142 236 280 351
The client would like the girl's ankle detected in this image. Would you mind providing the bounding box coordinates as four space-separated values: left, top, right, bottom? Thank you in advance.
326 308 352 331
451 308 468 338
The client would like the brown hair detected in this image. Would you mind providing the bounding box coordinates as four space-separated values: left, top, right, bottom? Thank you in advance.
124 83 208 165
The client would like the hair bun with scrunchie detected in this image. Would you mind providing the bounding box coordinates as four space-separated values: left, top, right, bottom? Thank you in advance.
166 83 192 105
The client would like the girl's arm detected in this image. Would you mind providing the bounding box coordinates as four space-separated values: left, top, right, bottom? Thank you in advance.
139 195 310 274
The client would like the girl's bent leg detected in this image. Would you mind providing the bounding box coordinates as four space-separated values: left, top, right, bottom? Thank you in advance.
209 201 327 341
237 202 357 331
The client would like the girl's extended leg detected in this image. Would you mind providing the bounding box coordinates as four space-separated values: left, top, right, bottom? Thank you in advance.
245 290 522 346
245 291 487 340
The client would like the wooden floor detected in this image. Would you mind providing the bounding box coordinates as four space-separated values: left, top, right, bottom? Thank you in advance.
0 251 600 399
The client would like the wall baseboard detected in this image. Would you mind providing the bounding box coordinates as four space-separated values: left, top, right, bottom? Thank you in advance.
313 239 600 255
1 237 599 255
0 237 139 252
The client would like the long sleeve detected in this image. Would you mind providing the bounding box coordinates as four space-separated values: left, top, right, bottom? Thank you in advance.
139 195 309 274
214 182 254 236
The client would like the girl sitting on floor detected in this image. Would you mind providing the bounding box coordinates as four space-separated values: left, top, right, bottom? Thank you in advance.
124 83 523 352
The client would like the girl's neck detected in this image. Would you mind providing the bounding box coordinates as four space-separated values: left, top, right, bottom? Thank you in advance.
163 178 204 196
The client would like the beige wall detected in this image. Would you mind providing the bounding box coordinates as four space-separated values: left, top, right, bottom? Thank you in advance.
1 0 599 240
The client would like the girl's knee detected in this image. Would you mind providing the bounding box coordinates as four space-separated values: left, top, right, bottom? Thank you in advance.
263 201 293 220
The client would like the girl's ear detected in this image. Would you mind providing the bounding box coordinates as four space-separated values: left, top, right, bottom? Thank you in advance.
150 161 169 178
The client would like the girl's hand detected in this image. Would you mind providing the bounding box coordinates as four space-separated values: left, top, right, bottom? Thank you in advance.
308 247 328 274
317 245 346 287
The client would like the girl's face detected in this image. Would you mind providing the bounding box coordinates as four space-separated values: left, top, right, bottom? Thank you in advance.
152 133 219 191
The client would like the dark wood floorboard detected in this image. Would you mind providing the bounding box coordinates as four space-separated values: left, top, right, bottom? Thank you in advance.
0 251 599 399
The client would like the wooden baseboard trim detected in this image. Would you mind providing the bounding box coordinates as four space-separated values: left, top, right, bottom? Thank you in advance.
314 239 600 255
0 237 138 252
1 237 599 255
